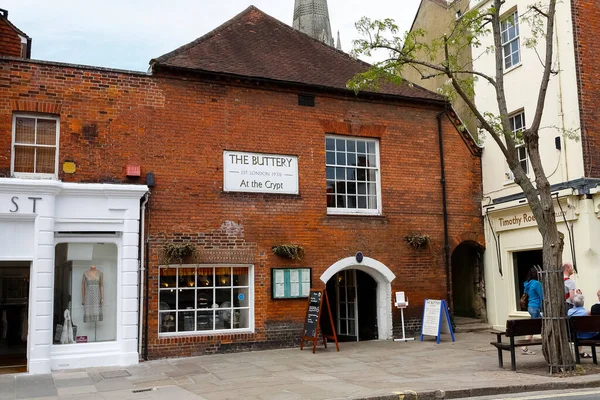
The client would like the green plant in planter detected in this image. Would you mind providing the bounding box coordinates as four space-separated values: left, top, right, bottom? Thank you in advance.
163 242 198 264
272 244 304 261
405 233 430 249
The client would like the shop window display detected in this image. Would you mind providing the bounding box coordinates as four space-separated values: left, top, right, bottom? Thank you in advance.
53 243 118 344
159 265 252 334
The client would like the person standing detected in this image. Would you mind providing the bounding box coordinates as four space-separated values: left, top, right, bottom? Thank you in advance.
521 267 543 355
563 262 576 311
591 290 600 315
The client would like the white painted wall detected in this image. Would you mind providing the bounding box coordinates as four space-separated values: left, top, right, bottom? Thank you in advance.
0 179 147 374
472 0 583 200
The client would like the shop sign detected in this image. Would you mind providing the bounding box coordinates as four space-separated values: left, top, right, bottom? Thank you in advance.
494 203 576 232
223 151 299 195
2 195 43 213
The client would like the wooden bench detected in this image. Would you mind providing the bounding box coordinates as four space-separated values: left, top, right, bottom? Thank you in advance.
490 318 542 371
569 315 600 364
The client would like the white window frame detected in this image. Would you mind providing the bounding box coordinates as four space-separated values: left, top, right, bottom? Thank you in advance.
501 10 521 71
325 135 382 216
158 264 255 337
11 113 60 179
505 111 528 183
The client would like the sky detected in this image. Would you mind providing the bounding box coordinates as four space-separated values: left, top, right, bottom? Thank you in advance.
2 0 422 72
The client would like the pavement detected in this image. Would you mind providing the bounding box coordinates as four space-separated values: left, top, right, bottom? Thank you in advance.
1 332 600 400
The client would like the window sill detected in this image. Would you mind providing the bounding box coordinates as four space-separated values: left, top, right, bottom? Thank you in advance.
12 173 58 180
159 328 254 338
504 63 522 75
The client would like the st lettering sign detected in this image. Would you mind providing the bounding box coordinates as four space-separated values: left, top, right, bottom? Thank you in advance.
223 151 299 195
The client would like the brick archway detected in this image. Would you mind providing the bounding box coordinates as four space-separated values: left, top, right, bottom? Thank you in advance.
320 256 395 340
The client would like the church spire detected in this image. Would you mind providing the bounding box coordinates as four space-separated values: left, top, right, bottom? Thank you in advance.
293 0 335 47
336 30 342 51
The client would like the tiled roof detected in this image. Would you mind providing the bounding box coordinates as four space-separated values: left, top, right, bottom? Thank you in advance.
151 6 444 103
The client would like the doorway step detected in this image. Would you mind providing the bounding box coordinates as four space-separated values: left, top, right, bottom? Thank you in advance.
454 316 492 333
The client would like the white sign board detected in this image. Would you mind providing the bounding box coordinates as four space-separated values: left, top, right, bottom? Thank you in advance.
421 299 442 336
223 151 299 194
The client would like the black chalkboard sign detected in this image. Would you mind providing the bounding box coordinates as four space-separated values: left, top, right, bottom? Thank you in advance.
300 289 339 353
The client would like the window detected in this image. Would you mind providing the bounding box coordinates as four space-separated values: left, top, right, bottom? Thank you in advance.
325 135 381 215
12 114 59 177
159 265 252 334
501 11 520 70
509 111 529 175
53 243 118 344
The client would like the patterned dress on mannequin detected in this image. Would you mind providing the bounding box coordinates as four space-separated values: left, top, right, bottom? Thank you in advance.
83 270 103 322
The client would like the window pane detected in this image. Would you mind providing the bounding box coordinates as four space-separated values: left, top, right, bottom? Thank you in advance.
160 290 176 310
367 155 376 167
357 141 366 153
357 183 366 194
347 153 356 166
327 194 335 207
215 288 231 305
512 51 520 66
326 151 335 165
37 119 57 145
218 307 233 330
367 183 377 195
233 267 249 286
347 195 357 208
178 289 195 309
233 287 249 307
347 182 356 195
325 138 335 151
216 268 231 287
336 181 346 194
197 310 213 331
197 289 213 308
336 167 345 180
347 168 356 180
178 311 195 332
368 196 378 209
367 141 376 154
326 180 335 194
336 139 345 151
357 155 367 167
14 146 35 173
15 117 35 144
368 170 377 182
160 268 177 288
197 268 213 287
235 309 249 329
326 167 335 179
159 312 176 333
179 267 196 288
336 195 346 208
347 140 356 152
358 196 367 209
357 169 366 181
336 152 346 165
36 147 56 174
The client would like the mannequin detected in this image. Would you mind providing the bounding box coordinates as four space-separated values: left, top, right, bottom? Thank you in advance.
81 265 104 323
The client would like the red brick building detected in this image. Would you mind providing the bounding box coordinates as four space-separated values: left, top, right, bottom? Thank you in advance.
0 8 30 59
0 6 483 370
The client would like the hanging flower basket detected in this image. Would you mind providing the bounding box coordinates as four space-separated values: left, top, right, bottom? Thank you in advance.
162 242 198 264
405 233 430 249
272 244 304 261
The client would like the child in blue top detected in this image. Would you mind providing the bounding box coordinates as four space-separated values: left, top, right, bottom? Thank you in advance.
521 267 543 355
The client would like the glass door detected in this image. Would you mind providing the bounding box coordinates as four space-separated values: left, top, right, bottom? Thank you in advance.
336 270 359 341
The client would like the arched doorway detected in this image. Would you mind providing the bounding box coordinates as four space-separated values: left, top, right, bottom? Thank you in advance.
320 257 395 340
451 241 486 319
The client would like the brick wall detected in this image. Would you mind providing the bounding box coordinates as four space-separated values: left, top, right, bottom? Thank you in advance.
572 0 600 178
0 58 483 358
0 18 23 58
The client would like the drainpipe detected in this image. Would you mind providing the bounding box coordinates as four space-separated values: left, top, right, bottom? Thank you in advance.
437 109 452 307
138 192 150 358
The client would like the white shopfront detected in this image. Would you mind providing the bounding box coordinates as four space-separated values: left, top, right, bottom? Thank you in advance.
0 178 147 374
483 190 600 330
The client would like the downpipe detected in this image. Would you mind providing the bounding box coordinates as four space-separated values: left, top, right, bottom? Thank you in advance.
138 192 150 358
437 110 452 307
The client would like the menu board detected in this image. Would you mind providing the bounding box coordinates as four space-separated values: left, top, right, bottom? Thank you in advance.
272 268 311 299
421 299 442 336
304 290 322 338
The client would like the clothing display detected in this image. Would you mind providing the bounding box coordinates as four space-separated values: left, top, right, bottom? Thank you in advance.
82 269 104 323
60 309 75 344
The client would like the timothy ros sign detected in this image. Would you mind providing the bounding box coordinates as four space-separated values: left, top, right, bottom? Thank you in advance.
223 151 299 194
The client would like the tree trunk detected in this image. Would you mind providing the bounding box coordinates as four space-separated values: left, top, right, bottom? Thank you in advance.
539 208 575 373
